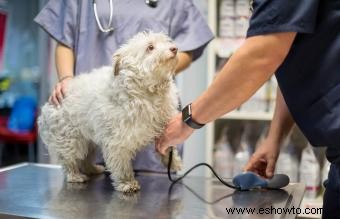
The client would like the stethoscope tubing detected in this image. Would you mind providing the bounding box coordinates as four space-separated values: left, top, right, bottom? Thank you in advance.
93 0 114 33
93 0 158 33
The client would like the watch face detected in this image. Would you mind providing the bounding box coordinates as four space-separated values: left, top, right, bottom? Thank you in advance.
182 105 191 123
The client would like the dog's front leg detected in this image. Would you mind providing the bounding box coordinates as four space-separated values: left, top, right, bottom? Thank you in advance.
160 147 183 172
103 147 140 193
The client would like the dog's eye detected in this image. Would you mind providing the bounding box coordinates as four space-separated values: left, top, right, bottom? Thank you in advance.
147 44 154 52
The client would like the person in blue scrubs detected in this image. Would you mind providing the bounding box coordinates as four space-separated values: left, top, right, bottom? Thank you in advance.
34 0 213 173
156 1 340 217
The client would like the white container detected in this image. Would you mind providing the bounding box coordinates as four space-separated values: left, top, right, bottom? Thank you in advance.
266 77 278 112
299 144 321 199
220 0 235 17
322 159 331 187
233 133 250 176
235 0 250 17
219 0 235 38
213 142 234 178
234 17 249 38
276 151 299 182
213 130 235 178
219 17 235 38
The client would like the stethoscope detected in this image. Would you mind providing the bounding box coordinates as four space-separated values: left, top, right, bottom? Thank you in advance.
93 0 158 33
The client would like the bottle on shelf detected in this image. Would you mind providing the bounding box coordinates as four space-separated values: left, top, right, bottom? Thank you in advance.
213 126 235 178
299 144 321 199
322 158 330 188
219 0 235 38
232 124 253 176
235 0 251 17
275 134 299 182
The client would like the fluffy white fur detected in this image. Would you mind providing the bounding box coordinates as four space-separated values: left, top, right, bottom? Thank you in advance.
38 32 183 192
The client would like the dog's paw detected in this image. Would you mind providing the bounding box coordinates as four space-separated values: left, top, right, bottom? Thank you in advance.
114 180 141 193
83 164 106 175
66 173 89 183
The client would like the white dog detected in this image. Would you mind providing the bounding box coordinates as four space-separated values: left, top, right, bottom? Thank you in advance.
38 32 183 192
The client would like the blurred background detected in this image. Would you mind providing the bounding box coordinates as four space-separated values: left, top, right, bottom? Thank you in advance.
0 0 49 166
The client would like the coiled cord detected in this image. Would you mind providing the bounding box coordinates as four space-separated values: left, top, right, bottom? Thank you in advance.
167 147 240 190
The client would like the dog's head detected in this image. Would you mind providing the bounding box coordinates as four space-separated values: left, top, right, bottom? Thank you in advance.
112 32 178 79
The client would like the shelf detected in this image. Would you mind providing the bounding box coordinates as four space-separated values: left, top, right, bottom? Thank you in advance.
208 4 324 217
220 110 273 121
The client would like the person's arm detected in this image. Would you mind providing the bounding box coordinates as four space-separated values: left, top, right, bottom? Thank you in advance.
243 87 295 178
155 32 297 155
264 87 295 145
55 43 75 81
175 52 193 74
191 32 296 124
49 43 75 106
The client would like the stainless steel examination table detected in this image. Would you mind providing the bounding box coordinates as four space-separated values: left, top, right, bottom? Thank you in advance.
0 163 305 219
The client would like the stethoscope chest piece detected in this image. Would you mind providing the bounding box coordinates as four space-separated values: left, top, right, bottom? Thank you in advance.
146 0 158 8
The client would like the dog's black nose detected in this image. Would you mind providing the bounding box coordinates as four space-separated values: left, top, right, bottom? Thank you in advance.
170 47 178 55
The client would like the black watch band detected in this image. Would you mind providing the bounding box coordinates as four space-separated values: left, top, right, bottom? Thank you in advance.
182 103 205 129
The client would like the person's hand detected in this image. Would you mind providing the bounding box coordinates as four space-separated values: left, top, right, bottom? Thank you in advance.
49 76 73 106
155 113 194 155
243 138 281 179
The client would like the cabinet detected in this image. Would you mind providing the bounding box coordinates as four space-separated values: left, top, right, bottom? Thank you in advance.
206 0 275 168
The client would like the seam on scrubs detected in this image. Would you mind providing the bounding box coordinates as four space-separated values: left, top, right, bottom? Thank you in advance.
247 25 315 37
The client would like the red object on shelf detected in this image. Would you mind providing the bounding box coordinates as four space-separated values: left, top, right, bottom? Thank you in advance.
0 116 37 163
0 116 37 143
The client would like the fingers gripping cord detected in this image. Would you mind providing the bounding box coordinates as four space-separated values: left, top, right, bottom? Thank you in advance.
167 147 239 190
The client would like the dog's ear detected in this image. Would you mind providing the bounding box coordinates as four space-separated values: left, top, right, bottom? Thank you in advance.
112 54 121 76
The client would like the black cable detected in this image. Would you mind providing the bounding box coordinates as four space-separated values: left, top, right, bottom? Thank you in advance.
167 147 240 190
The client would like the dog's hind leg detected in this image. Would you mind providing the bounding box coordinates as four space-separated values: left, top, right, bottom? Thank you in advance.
56 138 90 183
102 146 140 193
80 142 105 175
62 159 89 183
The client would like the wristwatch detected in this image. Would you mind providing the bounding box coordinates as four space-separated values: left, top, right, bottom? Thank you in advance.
182 103 205 129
